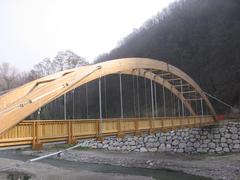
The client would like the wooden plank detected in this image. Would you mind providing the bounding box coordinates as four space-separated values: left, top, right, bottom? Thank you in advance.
0 58 216 137
0 116 215 148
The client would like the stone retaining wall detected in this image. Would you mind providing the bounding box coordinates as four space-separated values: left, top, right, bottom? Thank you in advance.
78 120 240 153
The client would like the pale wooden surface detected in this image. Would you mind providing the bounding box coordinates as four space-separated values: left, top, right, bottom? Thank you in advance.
0 58 216 136
0 116 215 148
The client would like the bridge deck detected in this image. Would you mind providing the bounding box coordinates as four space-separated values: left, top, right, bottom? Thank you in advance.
0 116 214 148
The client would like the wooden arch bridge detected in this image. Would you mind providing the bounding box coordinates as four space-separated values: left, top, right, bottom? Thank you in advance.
0 58 216 149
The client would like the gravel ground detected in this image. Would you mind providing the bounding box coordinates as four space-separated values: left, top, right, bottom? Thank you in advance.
0 155 153 180
22 146 240 180
1 146 240 180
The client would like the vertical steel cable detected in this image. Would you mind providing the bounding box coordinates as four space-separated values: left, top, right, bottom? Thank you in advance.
150 80 155 119
85 84 88 119
132 73 136 117
64 94 67 120
200 98 204 116
104 76 108 118
154 80 158 117
173 94 176 116
162 85 166 117
178 98 180 116
72 90 75 119
37 108 41 120
144 76 148 117
99 76 103 135
180 80 185 117
119 73 124 118
136 72 140 118
195 92 198 115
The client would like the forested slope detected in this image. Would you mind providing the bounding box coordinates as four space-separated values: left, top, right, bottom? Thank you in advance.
96 0 240 112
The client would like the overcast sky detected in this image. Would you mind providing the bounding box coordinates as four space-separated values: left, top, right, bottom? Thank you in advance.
0 0 175 71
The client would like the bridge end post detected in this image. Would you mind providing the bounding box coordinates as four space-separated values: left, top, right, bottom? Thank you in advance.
117 119 124 138
67 120 77 145
96 120 103 142
32 121 43 150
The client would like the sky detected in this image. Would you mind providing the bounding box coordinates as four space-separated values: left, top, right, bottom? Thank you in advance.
0 0 175 71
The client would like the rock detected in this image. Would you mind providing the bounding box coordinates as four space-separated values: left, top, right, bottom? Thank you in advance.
221 137 226 143
220 143 228 148
166 144 172 149
179 142 186 149
223 147 230 152
130 146 137 151
203 139 211 144
190 138 196 142
172 140 179 146
127 137 133 142
208 142 216 149
129 141 136 146
186 142 193 147
122 146 127 150
97 144 103 148
154 142 160 147
200 136 207 140
213 139 220 143
146 142 154 148
225 134 231 138
140 147 147 152
219 128 226 133
209 149 215 153
148 138 155 143
214 134 221 139
191 130 199 134
166 136 172 140
159 136 167 142
231 134 238 140
133 136 138 141
193 142 200 148
177 149 184 153
200 143 208 148
185 147 195 153
233 144 240 149
233 140 240 144
195 135 200 139
75 120 240 155
148 148 158 152
158 144 166 151
216 147 222 152
144 137 148 143
230 127 238 134
197 148 208 153
103 144 108 149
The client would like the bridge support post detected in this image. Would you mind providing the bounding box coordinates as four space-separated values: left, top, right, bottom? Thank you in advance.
32 121 42 150
149 118 154 134
117 119 124 138
134 118 142 136
67 120 76 144
96 120 103 141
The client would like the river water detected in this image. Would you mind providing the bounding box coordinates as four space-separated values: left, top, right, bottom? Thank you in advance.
0 151 211 180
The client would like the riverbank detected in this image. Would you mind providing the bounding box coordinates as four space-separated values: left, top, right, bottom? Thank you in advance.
15 146 240 179
77 120 240 154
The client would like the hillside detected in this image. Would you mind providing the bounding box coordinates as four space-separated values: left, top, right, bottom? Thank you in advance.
96 0 240 113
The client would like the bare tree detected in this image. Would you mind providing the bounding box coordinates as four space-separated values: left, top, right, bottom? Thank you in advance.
33 50 88 77
0 62 18 91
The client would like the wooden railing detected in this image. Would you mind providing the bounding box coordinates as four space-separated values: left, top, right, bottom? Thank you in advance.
0 116 215 149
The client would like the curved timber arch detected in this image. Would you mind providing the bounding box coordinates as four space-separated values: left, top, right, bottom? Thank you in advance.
0 58 216 136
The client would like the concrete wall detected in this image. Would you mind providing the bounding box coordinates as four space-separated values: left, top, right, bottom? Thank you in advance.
78 120 240 154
